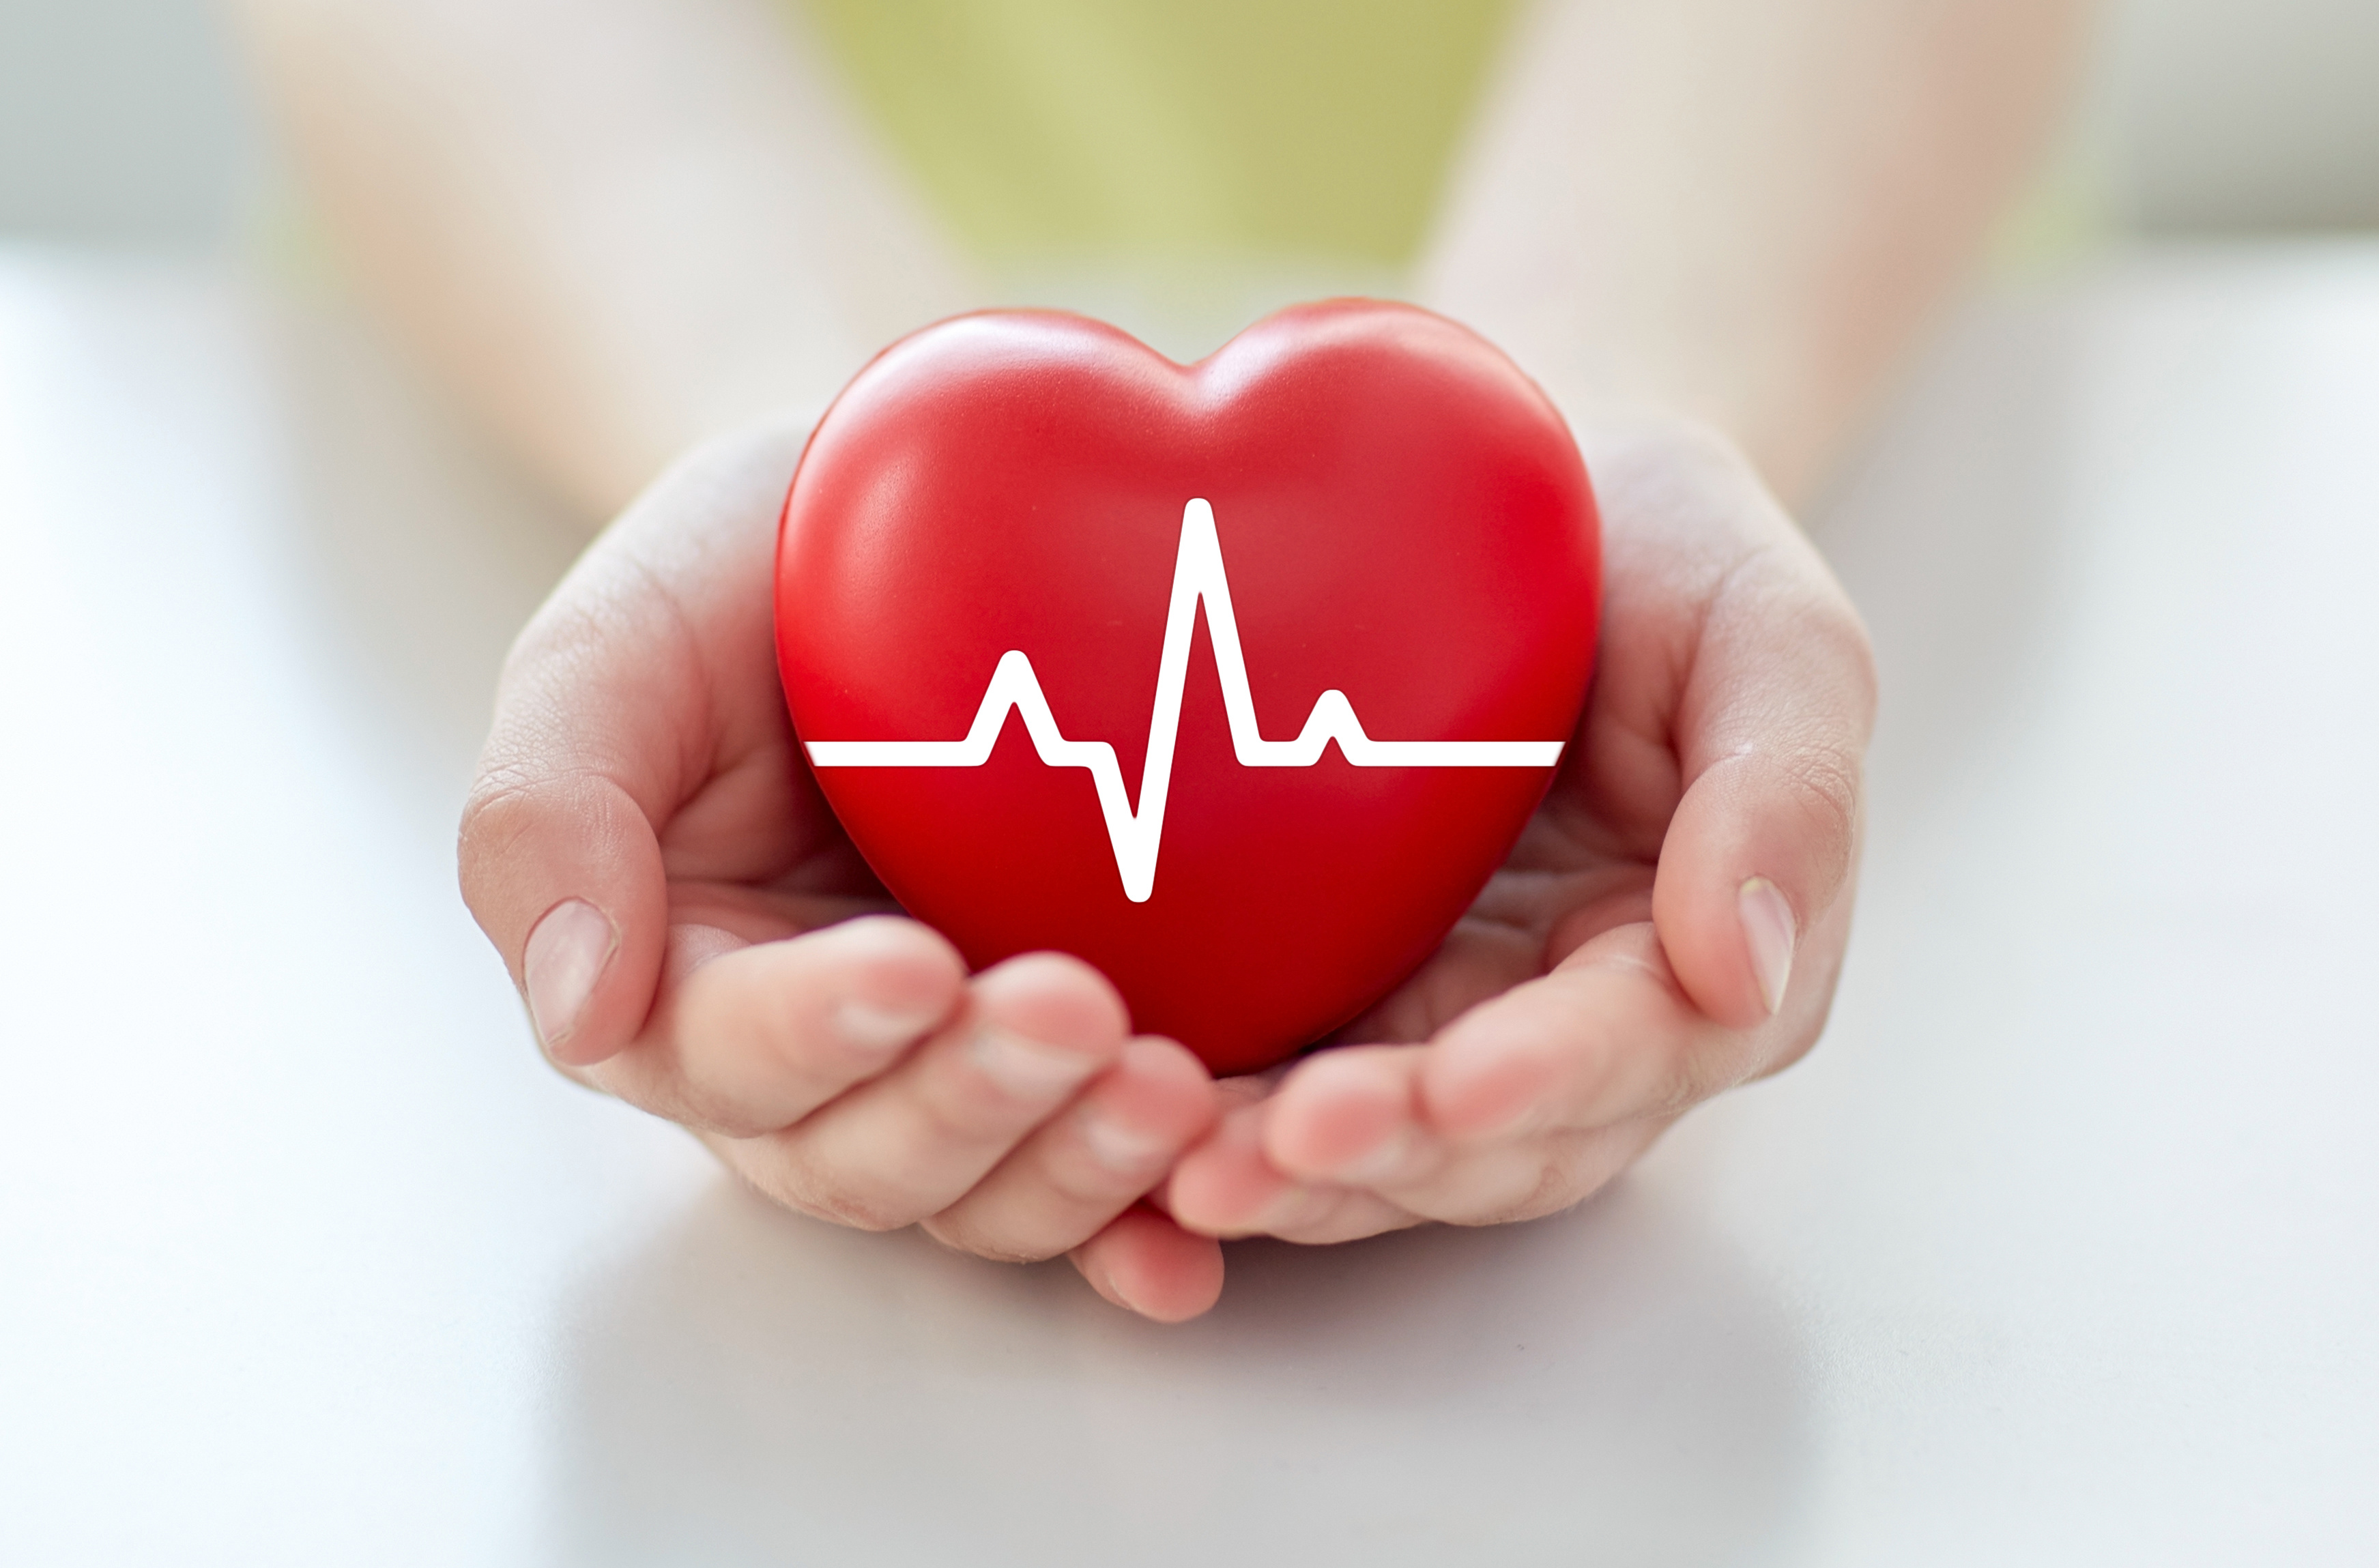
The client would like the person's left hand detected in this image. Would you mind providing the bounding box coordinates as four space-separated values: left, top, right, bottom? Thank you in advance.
1067 416 1875 1286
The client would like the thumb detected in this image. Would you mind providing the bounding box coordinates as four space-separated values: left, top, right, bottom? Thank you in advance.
457 422 804 1066
461 763 670 1068
1652 532 1876 1032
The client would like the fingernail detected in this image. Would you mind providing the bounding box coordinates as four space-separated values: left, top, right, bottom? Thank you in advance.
1083 1253 1149 1318
524 898 616 1048
1080 1108 1170 1174
1738 876 1797 1016
971 1027 1099 1100
833 1000 942 1054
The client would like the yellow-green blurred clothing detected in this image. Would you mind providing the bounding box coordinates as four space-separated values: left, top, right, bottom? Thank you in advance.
797 0 1516 265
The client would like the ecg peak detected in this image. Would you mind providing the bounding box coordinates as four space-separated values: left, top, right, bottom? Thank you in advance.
804 499 1565 902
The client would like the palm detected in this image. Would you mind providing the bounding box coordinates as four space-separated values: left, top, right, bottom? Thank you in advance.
1161 420 1875 1247
1291 460 1707 1061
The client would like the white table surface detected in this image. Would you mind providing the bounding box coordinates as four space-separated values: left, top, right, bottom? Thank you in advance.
3 244 2375 1567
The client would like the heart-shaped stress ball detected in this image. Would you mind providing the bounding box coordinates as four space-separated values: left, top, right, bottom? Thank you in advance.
776 301 1599 1075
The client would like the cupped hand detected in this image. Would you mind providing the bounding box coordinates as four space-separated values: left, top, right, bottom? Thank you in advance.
461 408 1872 1323
458 418 1226 1322
1151 416 1877 1253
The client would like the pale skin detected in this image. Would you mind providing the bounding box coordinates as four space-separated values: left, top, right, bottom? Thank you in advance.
240 0 2086 1319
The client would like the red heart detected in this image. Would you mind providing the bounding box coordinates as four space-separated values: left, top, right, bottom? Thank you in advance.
775 301 1599 1075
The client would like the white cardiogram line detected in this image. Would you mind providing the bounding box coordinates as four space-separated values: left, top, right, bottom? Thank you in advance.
805 498 1564 902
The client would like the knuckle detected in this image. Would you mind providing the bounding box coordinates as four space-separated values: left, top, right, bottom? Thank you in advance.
766 1159 918 1232
1449 1155 1581 1228
455 764 609 909
1723 725 1863 911
679 1096 783 1142
1394 1147 1543 1225
922 1036 1094 1135
1441 1127 1659 1228
1044 1149 1145 1208
454 772 538 903
1781 738 1862 844
912 1071 1011 1144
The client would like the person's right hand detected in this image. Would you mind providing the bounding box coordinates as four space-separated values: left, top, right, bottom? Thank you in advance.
458 418 1226 1321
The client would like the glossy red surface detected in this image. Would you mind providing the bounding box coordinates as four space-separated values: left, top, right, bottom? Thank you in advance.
776 301 1599 1074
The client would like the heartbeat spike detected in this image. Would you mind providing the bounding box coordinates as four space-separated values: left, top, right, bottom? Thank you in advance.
803 499 1565 902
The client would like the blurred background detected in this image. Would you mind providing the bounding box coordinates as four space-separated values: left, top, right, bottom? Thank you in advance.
4 0 2376 267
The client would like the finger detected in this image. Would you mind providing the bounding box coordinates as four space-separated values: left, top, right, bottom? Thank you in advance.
1165 1101 1415 1243
600 916 968 1136
1261 1047 1673 1226
1416 921 1755 1143
923 1037 1218 1261
1284 1103 1670 1228
1392 1118 1673 1225
468 781 668 1069
1258 1044 1498 1216
719 953 1129 1230
1260 1045 1431 1185
458 418 816 1067
1069 1207 1226 1323
1647 491 1876 1030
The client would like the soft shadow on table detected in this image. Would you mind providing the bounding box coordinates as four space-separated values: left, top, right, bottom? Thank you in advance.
545 1173 1811 1568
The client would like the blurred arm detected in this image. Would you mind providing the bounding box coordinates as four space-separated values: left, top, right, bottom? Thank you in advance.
237 0 2084 515
1422 0 2089 503
231 0 975 516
